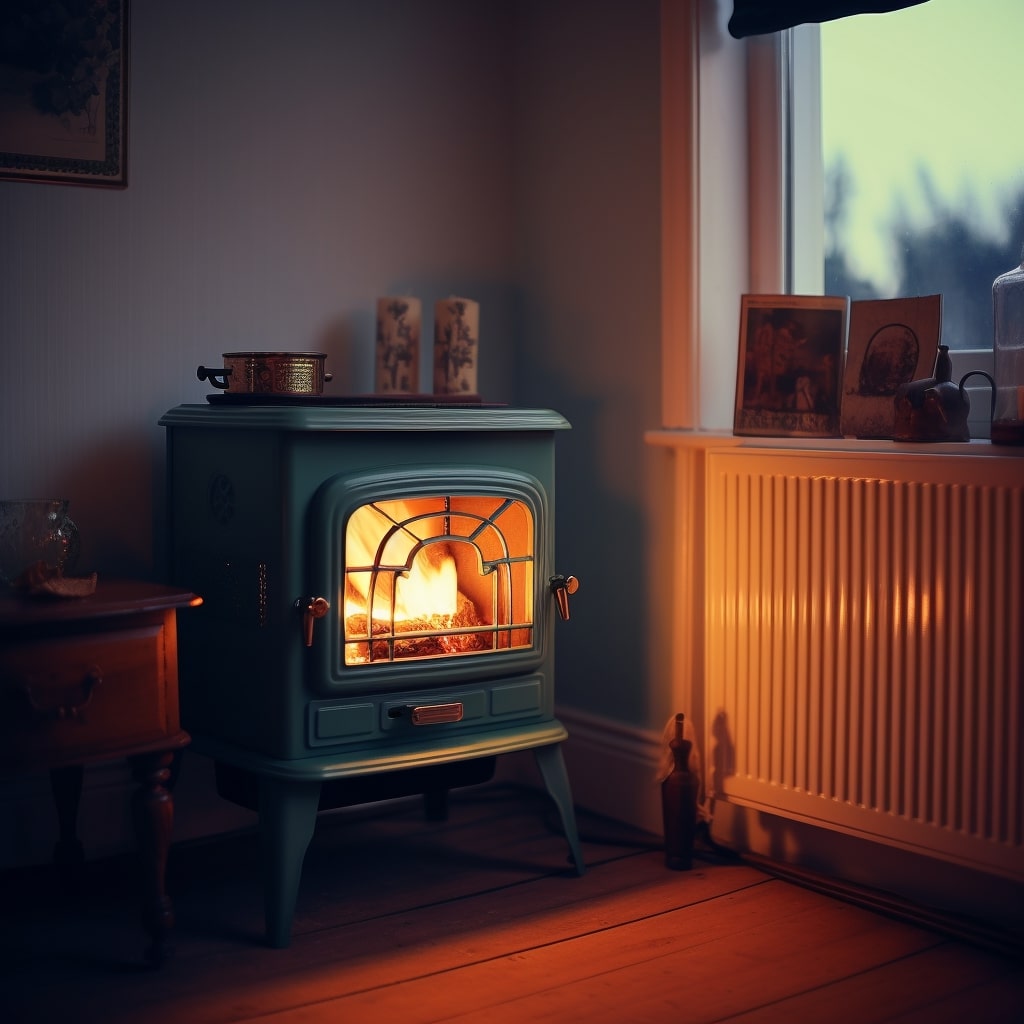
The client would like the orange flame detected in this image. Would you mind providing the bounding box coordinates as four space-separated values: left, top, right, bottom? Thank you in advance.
344 502 463 623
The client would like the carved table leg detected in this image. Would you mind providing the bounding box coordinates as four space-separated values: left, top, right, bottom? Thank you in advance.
49 764 85 896
129 749 176 967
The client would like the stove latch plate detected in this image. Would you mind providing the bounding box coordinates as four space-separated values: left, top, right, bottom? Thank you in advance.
549 574 580 621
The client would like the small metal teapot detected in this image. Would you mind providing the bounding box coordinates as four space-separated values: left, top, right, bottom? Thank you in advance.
893 345 994 442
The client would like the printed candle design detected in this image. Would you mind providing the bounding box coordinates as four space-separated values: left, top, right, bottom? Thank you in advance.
375 297 421 393
433 297 479 395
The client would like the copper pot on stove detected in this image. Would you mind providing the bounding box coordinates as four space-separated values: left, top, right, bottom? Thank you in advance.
197 352 333 395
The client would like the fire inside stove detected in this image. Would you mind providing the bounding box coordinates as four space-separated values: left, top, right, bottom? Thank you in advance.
343 494 535 665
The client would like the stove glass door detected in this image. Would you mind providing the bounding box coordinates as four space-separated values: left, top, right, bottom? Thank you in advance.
343 493 534 666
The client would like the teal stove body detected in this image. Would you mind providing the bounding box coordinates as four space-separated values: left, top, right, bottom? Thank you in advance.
159 402 584 946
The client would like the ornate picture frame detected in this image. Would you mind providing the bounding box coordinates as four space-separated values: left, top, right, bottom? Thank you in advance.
734 294 850 438
0 0 129 188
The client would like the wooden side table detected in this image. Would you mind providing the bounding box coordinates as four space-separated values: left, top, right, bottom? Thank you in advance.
0 579 200 965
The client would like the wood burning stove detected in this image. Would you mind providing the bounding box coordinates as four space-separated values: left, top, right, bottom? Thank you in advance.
160 401 584 946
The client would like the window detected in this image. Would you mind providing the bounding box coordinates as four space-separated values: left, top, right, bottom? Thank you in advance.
744 2 1020 436
819 0 1024 359
675 1 1021 434
811 1 1024 436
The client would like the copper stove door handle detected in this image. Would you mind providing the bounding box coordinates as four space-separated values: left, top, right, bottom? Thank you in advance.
298 596 330 646
549 574 580 621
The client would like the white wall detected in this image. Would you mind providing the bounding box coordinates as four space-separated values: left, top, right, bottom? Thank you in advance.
0 0 668 866
511 0 672 728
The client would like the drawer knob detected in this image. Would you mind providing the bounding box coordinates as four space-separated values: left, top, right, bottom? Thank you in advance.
20 666 102 721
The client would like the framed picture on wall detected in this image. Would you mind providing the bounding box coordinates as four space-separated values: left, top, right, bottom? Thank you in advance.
734 294 850 438
0 0 129 188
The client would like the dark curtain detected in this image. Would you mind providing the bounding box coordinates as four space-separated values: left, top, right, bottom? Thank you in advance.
728 1 929 38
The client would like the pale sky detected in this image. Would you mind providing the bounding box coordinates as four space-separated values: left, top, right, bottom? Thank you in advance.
821 0 1024 292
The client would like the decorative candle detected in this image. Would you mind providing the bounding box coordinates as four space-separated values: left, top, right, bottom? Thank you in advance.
375 297 421 394
433 297 479 395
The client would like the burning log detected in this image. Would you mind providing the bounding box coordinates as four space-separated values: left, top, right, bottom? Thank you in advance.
346 593 488 661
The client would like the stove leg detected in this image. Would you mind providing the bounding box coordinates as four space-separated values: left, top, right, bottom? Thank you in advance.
259 777 321 948
533 744 585 876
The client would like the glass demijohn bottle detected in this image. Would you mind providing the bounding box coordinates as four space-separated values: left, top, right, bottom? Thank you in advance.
992 246 1024 444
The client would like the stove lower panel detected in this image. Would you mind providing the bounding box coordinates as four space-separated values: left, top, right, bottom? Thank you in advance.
307 673 545 748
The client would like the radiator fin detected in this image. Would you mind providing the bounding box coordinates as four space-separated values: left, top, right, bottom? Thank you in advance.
707 451 1024 880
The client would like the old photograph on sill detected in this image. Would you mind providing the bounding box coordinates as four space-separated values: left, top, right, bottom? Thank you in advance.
838 294 942 439
733 293 849 438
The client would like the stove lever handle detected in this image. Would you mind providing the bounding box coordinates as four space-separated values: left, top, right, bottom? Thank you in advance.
549 574 580 621
299 596 330 646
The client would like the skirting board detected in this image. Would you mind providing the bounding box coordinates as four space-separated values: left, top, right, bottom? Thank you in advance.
497 708 1024 939
711 799 1024 936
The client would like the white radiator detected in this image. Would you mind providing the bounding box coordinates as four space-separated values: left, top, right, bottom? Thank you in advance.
705 445 1024 881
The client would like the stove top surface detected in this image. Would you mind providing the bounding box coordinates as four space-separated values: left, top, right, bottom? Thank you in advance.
160 402 571 432
205 392 495 407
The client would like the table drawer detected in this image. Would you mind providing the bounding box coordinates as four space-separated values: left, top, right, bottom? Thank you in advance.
0 624 177 766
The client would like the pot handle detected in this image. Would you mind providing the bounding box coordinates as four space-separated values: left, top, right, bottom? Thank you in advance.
959 370 996 423
197 365 232 389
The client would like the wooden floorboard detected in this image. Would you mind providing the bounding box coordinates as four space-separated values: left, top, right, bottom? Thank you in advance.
1 783 1020 1024
720 943 1024 1024
268 884 946 1024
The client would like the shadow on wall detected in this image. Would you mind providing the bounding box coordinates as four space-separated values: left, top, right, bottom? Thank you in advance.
710 711 811 866
313 314 362 396
710 711 743 849
55 428 161 582
510 354 652 721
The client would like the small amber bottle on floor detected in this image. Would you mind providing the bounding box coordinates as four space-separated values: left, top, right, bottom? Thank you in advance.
661 713 699 870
